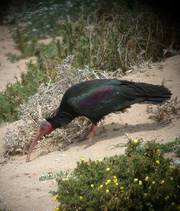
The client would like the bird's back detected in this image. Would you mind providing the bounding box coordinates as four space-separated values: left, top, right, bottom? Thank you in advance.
58 80 140 122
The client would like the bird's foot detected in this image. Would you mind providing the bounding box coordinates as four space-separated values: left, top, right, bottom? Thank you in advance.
86 124 97 141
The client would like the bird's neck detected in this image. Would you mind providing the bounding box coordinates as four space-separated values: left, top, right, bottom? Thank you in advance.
46 111 74 129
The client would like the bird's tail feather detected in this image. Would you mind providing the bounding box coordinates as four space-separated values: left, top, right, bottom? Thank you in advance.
133 82 172 104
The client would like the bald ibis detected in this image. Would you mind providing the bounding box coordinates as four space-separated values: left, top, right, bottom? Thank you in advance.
26 79 171 161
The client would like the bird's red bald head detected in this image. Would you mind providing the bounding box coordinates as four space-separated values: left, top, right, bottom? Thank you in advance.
39 120 54 135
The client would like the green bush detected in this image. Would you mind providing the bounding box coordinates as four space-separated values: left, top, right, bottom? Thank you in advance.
0 40 63 123
54 140 180 211
0 61 48 123
158 138 180 157
175 147 180 158
11 0 180 71
6 52 21 63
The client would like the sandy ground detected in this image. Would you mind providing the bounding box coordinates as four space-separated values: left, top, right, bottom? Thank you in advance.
0 25 180 211
0 25 36 91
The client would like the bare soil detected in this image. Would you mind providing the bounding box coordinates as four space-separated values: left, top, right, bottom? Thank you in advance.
0 25 36 91
0 25 180 211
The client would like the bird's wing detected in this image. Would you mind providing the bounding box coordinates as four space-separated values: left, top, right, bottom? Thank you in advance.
61 79 171 123
67 83 141 120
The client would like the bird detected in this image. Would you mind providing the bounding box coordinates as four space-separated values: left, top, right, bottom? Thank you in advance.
26 79 171 162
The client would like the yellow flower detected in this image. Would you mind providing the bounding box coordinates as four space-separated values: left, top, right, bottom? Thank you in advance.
144 176 149 181
90 184 94 188
105 179 111 185
54 207 59 211
113 176 118 182
80 157 85 161
96 159 103 164
170 177 174 181
106 167 111 172
79 196 83 200
115 182 119 186
52 195 58 201
160 180 165 184
106 189 109 193
98 184 103 189
152 181 156 185
133 139 139 144
134 178 138 182
120 186 124 192
156 149 161 155
138 180 143 186
155 160 160 165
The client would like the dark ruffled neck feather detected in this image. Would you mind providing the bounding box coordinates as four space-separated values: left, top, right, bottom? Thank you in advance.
46 111 74 129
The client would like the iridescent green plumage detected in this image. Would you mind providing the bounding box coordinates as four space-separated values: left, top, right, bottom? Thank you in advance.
47 79 171 127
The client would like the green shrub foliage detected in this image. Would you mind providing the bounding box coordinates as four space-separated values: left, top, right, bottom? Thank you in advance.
54 140 180 211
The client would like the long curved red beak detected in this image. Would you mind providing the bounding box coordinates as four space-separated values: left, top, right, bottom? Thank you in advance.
26 121 54 162
26 129 44 162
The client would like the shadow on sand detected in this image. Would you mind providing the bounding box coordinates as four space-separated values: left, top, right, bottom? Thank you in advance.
64 121 167 149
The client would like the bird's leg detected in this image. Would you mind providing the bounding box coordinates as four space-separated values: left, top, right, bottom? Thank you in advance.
26 137 39 162
86 123 97 141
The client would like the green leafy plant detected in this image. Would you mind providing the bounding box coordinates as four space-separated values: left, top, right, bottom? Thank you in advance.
54 140 180 210
175 147 180 158
158 138 180 157
10 0 180 71
0 61 49 123
6 52 21 63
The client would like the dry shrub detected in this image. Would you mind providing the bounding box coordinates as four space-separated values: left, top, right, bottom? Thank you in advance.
4 56 114 156
147 97 180 123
